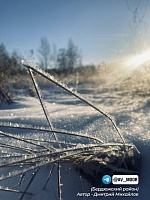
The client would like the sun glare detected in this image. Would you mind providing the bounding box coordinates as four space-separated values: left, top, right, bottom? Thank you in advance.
108 50 150 83
127 50 150 71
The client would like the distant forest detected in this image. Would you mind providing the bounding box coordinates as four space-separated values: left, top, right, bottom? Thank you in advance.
1 36 150 103
0 37 104 90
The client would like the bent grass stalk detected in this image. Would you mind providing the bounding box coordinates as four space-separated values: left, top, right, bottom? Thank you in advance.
0 61 140 200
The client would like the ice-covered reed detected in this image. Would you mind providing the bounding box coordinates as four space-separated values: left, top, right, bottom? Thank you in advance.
0 61 140 200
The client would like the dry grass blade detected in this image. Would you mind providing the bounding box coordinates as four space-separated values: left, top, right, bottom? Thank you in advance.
0 187 32 196
0 61 140 199
22 61 125 145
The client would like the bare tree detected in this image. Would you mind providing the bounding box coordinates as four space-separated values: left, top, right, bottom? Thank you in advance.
57 40 82 73
57 48 67 71
10 50 24 74
0 43 10 85
38 37 51 70
0 43 9 68
66 39 81 72
51 43 58 68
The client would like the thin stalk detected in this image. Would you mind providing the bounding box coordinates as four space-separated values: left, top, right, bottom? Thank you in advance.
0 187 32 196
0 142 36 154
28 69 53 131
0 131 53 152
22 61 126 145
0 122 103 143
57 163 62 200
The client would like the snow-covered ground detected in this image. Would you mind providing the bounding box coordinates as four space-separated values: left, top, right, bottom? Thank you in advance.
0 84 150 200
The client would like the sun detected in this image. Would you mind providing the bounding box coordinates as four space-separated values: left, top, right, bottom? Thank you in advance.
127 50 150 71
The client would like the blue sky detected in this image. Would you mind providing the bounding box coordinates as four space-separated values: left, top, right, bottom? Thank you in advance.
0 0 150 64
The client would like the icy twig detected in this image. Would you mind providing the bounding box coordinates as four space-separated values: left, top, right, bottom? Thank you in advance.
0 130 55 152
0 187 32 196
22 61 126 145
28 68 54 131
0 141 36 154
0 122 103 143
57 163 62 200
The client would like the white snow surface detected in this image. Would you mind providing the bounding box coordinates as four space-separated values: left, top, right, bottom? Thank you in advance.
0 85 150 200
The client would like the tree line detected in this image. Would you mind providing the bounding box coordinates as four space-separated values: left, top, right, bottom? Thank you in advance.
0 43 24 85
38 37 82 73
0 37 98 87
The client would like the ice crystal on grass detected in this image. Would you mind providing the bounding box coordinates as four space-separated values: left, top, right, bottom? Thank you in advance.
0 61 140 200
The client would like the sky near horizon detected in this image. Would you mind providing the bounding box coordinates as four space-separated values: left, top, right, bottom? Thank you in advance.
0 0 150 65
